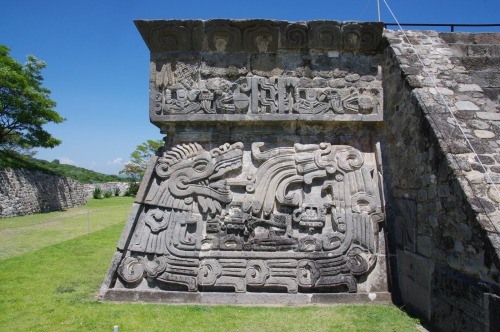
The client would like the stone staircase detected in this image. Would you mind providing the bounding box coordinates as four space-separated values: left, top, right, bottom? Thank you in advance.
385 29 500 331
440 32 500 104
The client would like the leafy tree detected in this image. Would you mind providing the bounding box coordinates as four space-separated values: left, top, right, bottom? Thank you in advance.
0 45 64 150
120 139 164 186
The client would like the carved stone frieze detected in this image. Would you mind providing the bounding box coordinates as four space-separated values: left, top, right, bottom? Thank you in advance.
151 73 382 117
112 141 385 294
139 20 384 125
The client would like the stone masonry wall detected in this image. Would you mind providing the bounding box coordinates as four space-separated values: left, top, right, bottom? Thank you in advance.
0 168 87 218
383 30 500 332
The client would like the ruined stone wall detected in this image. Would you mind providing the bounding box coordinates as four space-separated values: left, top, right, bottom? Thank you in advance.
383 30 500 331
84 182 130 197
0 168 87 218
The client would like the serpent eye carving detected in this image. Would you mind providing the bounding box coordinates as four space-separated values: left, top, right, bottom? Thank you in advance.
193 160 209 173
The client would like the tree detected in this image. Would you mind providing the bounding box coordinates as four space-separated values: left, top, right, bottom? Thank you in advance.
0 45 64 150
120 139 164 183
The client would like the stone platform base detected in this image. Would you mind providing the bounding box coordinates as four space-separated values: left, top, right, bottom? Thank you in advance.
101 289 392 306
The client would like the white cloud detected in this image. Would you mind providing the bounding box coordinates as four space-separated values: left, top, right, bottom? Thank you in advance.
107 157 126 166
59 157 77 165
112 157 124 165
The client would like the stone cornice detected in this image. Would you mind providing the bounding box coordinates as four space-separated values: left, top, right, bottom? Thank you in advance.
134 19 384 53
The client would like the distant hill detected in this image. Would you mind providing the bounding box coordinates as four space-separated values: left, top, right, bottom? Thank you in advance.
0 150 127 184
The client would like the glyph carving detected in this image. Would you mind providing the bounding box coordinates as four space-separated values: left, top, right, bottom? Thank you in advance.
115 141 384 293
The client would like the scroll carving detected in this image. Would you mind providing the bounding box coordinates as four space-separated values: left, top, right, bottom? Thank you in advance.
282 23 308 48
116 142 385 294
309 21 342 49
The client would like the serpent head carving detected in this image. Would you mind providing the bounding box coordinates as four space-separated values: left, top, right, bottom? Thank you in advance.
147 142 243 214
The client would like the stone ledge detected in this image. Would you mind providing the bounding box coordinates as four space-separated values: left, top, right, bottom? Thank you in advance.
101 289 392 305
150 113 384 124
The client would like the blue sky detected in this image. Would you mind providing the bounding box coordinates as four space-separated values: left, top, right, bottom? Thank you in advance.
2 0 500 175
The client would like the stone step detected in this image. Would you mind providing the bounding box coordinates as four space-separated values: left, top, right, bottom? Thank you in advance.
471 71 500 87
482 87 500 102
460 56 500 71
451 43 500 57
440 32 500 45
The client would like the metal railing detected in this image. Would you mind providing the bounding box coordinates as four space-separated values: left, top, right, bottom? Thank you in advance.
384 23 500 32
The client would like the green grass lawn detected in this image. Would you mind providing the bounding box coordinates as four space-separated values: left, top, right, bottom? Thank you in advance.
0 198 422 331
0 196 135 260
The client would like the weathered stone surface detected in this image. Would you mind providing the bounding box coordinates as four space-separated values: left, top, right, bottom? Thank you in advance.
488 186 500 203
386 30 500 331
474 129 496 138
476 112 500 121
429 87 454 96
455 100 480 111
135 20 384 54
431 265 489 332
490 294 500 332
471 71 500 87
469 119 491 130
458 84 483 92
397 250 434 321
